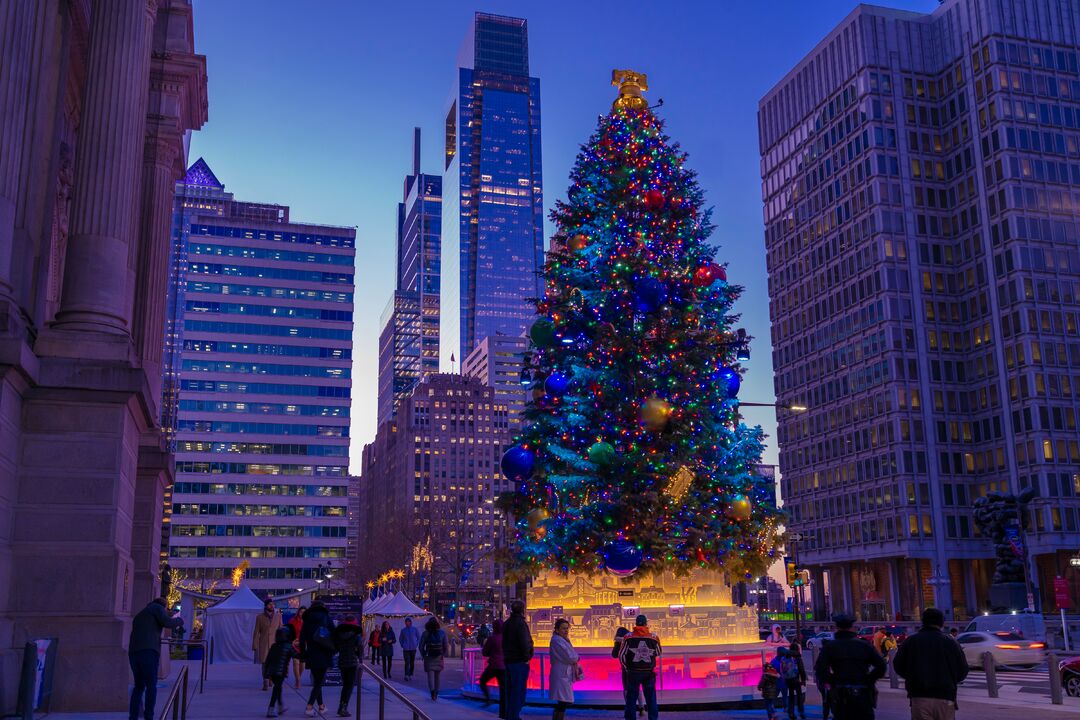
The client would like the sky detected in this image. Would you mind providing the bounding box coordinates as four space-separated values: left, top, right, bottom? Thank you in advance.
188 0 941 474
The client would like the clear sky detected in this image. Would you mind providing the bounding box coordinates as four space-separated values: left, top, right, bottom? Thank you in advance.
188 0 940 474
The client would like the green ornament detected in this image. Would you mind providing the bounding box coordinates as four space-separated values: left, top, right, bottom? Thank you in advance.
530 318 556 347
587 441 617 467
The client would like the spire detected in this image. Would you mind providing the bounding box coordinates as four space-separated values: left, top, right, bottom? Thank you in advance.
412 127 421 176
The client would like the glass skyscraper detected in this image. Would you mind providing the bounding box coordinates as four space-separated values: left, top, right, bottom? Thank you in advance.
378 129 442 423
760 0 1080 619
440 12 544 367
163 159 355 593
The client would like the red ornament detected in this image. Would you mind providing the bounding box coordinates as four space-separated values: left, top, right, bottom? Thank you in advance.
714 264 727 282
643 189 665 211
567 234 589 252
692 265 714 287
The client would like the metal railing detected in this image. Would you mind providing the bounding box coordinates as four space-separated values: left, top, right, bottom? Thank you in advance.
356 663 431 720
164 638 208 693
157 664 189 720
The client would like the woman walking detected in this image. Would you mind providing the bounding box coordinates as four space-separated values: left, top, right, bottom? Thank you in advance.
378 620 397 679
419 617 447 700
288 606 306 689
548 619 580 720
253 599 282 690
298 600 336 717
332 614 362 717
479 619 506 718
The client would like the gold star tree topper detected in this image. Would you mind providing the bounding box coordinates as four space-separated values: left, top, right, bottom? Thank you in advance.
612 69 649 110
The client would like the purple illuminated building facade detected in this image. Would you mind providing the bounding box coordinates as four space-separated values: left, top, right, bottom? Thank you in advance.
760 0 1080 619
162 160 355 594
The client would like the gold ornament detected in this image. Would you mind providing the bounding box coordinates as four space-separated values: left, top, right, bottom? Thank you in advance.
640 396 672 431
666 465 695 501
527 507 550 528
727 496 752 521
612 69 649 111
568 233 589 252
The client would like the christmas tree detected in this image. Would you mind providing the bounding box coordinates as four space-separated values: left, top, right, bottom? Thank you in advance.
500 70 783 582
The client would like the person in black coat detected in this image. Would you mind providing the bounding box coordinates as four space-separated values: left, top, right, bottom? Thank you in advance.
501 601 534 720
332 615 362 718
298 601 336 716
813 614 886 720
128 598 183 720
263 627 295 717
893 608 969 719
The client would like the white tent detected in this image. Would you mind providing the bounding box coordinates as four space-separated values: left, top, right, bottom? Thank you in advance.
372 592 426 617
368 592 432 640
205 585 266 664
364 592 393 614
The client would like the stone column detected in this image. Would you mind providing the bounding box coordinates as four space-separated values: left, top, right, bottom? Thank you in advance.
0 2 33 308
52 0 157 335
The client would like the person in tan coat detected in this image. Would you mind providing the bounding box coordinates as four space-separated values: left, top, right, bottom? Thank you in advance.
253 599 282 690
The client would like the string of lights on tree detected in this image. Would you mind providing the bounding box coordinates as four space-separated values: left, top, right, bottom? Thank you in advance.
498 71 783 582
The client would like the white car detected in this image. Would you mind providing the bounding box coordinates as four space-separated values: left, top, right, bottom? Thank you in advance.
955 631 1045 669
806 631 834 650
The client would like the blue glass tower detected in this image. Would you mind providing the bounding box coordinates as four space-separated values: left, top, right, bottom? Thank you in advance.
441 12 543 367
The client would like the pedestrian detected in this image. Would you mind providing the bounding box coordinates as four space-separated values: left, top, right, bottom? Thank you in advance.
332 613 362 718
757 663 781 720
611 627 635 714
872 626 886 656
893 608 969 720
549 618 581 720
477 622 492 648
299 600 336 718
765 623 787 646
813 614 886 720
127 597 183 720
502 600 534 720
368 626 380 664
399 617 420 681
289 606 306 689
253 599 282 690
378 620 396 679
785 641 808 719
881 629 897 664
618 614 661 720
948 628 958 641
479 618 507 718
263 626 295 718
419 616 447 701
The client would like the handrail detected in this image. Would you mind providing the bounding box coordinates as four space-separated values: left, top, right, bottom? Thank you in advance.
157 664 189 720
356 663 431 720
164 638 208 692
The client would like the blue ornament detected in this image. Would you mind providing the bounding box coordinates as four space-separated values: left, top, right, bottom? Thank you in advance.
633 277 668 313
500 446 535 480
602 540 643 577
716 366 740 398
544 372 570 396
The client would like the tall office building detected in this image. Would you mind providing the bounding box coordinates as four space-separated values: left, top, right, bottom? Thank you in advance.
377 130 442 423
359 373 512 614
760 0 1080 620
441 12 544 367
163 159 355 594
463 333 529 427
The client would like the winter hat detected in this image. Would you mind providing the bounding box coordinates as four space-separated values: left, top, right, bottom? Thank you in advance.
635 614 648 626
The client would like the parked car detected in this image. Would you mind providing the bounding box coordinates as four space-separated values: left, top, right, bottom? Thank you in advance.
1060 656 1080 697
955 631 1045 669
964 613 1046 641
806 631 834 650
856 625 909 647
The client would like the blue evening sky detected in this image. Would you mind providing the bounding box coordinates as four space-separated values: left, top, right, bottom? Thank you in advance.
189 0 940 473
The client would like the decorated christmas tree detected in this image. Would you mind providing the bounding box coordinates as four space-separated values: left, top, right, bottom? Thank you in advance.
500 71 783 583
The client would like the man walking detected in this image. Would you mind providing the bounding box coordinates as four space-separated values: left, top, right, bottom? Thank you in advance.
399 617 420 681
128 597 183 720
814 614 886 720
501 600 534 720
619 614 662 720
893 608 969 720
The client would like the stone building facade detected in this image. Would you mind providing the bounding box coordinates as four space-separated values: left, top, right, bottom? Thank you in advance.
0 0 206 710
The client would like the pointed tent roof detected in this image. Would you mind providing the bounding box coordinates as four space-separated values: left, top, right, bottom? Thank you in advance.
183 157 223 189
365 592 394 614
371 592 427 617
207 584 266 613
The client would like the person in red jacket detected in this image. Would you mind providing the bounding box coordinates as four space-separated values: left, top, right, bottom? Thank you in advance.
288 607 305 689
367 627 380 664
479 619 507 718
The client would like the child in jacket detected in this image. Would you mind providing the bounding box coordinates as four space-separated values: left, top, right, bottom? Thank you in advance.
263 627 296 717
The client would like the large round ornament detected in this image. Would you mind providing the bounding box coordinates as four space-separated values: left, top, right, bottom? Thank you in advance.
530 318 556 348
544 372 570 396
567 234 589 252
640 396 672 431
526 507 550 532
602 540 643 577
713 264 728 283
500 446 535 480
716 366 741 399
643 189 666 211
692 265 716 287
727 495 752 521
587 441 617 467
634 277 668 313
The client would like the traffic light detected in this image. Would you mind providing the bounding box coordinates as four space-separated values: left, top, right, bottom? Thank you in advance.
794 570 810 587
785 557 797 587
